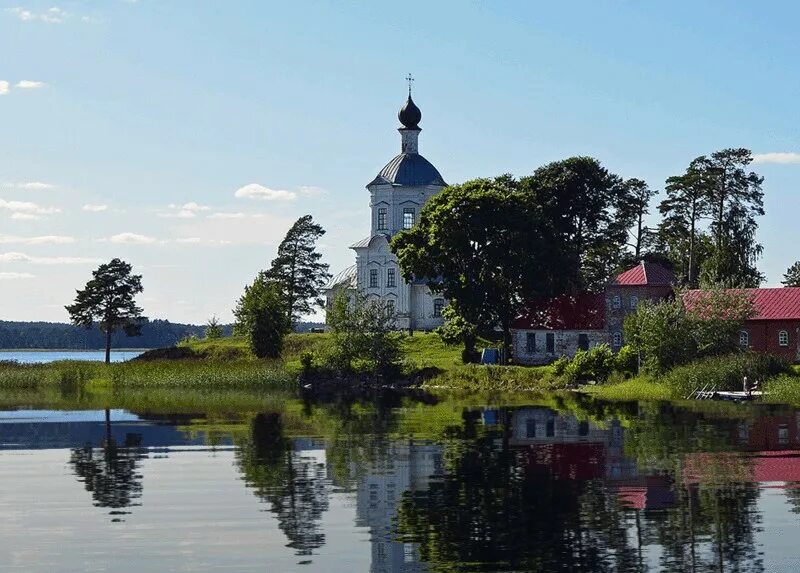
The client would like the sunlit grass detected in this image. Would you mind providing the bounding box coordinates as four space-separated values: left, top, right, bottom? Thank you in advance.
585 377 674 402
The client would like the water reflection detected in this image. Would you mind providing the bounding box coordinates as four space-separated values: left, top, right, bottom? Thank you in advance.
4 398 800 571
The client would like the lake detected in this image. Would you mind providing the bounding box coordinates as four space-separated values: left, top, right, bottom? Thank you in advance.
0 350 144 363
2 394 800 571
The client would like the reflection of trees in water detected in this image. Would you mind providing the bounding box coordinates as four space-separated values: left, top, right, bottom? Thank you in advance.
69 431 145 521
236 412 330 556
396 407 766 573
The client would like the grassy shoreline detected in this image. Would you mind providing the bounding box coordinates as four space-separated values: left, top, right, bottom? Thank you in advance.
4 332 800 409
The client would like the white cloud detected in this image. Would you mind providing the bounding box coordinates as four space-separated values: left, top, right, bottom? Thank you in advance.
108 232 157 244
158 202 211 218
234 183 296 201
82 204 108 212
0 271 35 280
2 181 56 190
15 80 46 90
0 252 100 265
208 212 247 219
753 152 800 165
0 81 8 95
0 234 75 245
0 198 60 217
7 7 69 23
11 213 41 220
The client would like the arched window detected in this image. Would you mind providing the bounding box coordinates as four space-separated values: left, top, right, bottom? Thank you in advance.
612 332 622 347
739 330 749 347
630 295 639 309
612 295 621 310
779 330 790 347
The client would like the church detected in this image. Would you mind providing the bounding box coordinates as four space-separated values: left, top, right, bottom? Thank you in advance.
325 87 447 331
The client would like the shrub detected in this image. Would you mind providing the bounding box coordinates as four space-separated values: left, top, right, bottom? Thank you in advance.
661 352 790 398
551 356 570 377
563 344 615 384
614 345 639 376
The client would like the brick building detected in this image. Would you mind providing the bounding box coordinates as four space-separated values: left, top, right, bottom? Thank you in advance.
684 288 800 363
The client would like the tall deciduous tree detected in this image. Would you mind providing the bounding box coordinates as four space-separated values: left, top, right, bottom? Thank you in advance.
233 273 290 358
65 258 145 364
392 178 547 358
266 215 331 322
782 262 800 287
519 157 632 291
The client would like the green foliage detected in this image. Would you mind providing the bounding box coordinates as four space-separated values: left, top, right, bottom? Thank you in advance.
658 148 765 287
205 315 223 339
661 352 789 398
234 274 291 359
562 344 615 384
623 298 696 374
613 344 639 376
392 178 543 356
684 287 756 357
326 292 405 378
65 258 146 363
434 305 479 363
265 214 331 322
782 261 800 287
618 178 657 259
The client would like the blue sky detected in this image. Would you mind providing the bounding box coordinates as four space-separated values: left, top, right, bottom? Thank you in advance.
2 0 800 323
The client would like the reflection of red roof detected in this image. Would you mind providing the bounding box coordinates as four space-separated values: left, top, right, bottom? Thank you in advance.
683 288 800 321
512 293 605 330
611 262 675 286
683 451 800 484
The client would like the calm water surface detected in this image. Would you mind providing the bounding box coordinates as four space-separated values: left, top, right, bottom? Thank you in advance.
2 396 800 572
0 350 143 363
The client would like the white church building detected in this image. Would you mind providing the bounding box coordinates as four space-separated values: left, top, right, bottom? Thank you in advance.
325 88 447 331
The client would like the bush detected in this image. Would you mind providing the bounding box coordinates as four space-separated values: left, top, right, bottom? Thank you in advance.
614 345 639 376
563 344 615 384
661 352 790 398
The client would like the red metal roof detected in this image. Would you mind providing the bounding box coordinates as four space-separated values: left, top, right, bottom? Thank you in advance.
683 288 800 321
610 262 675 286
512 293 606 330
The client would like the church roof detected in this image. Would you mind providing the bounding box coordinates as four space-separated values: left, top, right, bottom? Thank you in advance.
368 153 447 187
325 264 357 290
349 234 391 249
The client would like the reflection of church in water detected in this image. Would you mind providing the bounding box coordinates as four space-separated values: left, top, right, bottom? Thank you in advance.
350 442 443 573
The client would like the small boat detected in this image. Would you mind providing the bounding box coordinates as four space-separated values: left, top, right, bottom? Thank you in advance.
709 390 763 402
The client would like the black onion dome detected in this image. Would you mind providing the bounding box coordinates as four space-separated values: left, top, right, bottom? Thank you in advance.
398 94 422 128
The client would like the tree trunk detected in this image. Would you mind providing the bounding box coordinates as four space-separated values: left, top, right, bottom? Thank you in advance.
105 328 112 364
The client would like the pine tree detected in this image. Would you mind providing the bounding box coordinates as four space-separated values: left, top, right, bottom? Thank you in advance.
65 258 145 363
783 262 800 287
265 215 331 323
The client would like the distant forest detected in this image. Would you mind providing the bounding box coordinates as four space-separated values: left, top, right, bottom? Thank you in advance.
0 320 325 349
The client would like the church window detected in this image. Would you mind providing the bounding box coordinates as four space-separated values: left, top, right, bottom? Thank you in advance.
433 298 445 317
526 333 536 353
546 333 555 353
779 330 789 347
369 269 379 288
386 299 395 316
613 332 622 347
387 268 396 288
377 208 387 230
630 295 639 309
612 295 621 309
740 330 749 347
403 208 415 229
578 333 589 351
